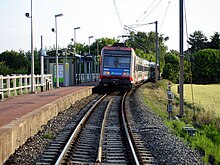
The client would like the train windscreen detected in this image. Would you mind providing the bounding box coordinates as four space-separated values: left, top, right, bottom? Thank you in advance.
103 55 131 69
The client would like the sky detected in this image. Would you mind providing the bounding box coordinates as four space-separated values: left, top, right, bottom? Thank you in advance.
0 0 220 53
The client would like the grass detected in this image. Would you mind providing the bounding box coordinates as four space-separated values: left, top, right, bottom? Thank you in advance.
172 84 220 117
42 131 55 139
140 80 220 165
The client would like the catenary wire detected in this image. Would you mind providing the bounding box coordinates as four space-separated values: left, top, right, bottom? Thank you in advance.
138 0 162 24
112 0 124 34
136 0 158 23
159 0 171 32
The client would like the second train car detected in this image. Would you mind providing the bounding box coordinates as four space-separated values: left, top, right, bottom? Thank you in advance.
99 43 157 90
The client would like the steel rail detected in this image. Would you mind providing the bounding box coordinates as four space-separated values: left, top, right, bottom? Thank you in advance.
121 92 140 165
96 98 113 163
55 94 107 165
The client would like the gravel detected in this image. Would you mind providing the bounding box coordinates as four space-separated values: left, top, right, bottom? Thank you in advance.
126 85 203 165
3 85 203 165
3 94 99 165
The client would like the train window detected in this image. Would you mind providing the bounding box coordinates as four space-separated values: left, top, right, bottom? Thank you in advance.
103 56 117 68
118 57 130 68
103 56 130 68
144 66 149 71
138 65 143 71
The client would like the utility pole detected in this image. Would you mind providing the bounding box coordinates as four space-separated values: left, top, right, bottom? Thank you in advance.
179 0 184 117
155 21 159 82
40 36 44 92
25 0 35 93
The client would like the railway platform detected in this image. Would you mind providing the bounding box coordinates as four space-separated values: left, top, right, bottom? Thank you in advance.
0 82 98 164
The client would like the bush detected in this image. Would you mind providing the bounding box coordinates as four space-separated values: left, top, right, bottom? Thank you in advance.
0 61 11 75
192 49 220 84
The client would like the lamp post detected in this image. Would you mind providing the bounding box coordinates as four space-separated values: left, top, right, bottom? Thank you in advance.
25 0 34 93
88 36 94 82
74 27 80 54
52 13 63 88
74 27 80 84
88 36 94 54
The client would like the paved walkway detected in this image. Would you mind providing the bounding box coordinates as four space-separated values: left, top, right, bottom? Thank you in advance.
0 83 98 128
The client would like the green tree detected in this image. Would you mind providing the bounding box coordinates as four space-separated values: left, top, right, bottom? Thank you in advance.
91 37 119 55
162 50 179 83
187 31 208 53
0 50 30 74
0 61 11 75
191 49 220 84
209 32 220 49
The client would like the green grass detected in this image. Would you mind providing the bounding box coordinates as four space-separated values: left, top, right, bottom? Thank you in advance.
172 84 220 117
42 132 55 139
141 80 220 165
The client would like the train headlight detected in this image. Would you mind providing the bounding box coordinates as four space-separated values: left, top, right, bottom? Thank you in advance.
103 71 110 76
122 72 129 76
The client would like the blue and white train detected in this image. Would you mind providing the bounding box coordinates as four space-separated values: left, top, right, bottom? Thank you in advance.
99 43 158 90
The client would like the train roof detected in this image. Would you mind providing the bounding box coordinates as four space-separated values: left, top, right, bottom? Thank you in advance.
102 43 132 51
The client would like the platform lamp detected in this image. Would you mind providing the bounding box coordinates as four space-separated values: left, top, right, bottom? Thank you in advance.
52 13 63 88
25 0 35 93
74 27 80 84
88 36 94 82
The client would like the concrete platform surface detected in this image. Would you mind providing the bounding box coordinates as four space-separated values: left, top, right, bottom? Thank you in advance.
0 83 97 164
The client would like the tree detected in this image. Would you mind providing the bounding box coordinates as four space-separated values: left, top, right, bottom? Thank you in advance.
191 49 220 84
0 61 11 75
162 50 179 83
187 31 208 53
91 37 119 55
0 50 30 74
209 32 220 49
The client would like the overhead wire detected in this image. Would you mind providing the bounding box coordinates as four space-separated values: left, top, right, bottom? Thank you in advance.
112 0 125 34
136 0 157 23
159 0 171 32
123 0 170 57
138 0 162 24
124 26 148 52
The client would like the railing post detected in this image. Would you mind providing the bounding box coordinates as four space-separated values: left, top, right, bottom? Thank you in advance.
0 75 3 100
19 75 23 95
36 75 39 91
28 74 31 92
6 75 10 97
24 74 28 93
13 75 17 96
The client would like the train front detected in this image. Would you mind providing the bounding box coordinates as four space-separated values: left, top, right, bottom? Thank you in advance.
99 44 134 90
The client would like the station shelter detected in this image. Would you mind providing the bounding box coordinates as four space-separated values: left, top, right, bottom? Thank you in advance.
44 49 99 87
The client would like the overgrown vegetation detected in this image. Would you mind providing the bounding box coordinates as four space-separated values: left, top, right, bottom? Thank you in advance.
141 80 220 165
42 131 55 139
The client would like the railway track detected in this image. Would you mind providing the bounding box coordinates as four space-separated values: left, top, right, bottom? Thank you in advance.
36 91 155 165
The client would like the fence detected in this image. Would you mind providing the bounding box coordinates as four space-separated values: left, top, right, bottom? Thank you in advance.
76 73 100 83
0 74 52 100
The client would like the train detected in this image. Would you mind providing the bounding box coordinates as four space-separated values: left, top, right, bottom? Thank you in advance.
99 43 159 90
